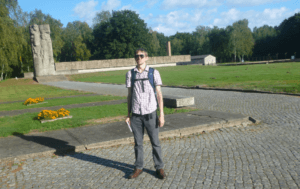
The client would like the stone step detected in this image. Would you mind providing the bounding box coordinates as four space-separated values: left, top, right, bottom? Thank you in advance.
35 75 68 83
163 95 194 108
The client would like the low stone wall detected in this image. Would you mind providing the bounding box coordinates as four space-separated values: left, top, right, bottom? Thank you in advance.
55 55 190 72
24 72 34 79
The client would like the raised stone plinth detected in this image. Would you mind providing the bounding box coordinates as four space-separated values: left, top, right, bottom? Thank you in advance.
163 95 194 108
35 75 68 83
24 72 34 79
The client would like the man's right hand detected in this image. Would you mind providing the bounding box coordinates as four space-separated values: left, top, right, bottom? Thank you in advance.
125 116 130 125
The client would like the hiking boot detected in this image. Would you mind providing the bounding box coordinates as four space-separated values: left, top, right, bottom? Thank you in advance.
156 169 166 179
128 168 143 179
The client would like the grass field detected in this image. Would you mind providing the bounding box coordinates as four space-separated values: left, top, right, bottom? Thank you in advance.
0 104 195 137
0 78 92 102
68 62 300 94
0 95 126 111
0 78 197 137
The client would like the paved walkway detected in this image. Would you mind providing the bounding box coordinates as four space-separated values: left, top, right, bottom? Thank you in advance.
1 81 300 189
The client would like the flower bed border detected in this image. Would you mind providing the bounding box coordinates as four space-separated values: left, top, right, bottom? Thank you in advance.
40 115 73 123
26 102 48 106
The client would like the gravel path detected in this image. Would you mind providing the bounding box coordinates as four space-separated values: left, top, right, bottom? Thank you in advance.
1 81 299 189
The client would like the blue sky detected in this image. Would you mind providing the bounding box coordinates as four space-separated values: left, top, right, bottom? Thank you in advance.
19 0 300 36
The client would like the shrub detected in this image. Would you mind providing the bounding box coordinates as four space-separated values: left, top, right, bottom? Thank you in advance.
38 108 70 120
24 97 44 105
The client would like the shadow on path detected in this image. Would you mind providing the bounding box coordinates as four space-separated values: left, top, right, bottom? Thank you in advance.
12 132 157 179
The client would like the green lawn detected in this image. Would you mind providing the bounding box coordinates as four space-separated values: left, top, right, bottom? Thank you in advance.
68 62 300 94
0 104 195 137
0 78 92 102
0 95 126 111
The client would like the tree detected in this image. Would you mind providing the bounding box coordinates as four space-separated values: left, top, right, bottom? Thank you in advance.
0 0 26 79
92 10 152 59
170 38 184 55
149 30 160 56
252 25 278 57
60 21 92 61
276 12 300 59
208 26 231 62
155 32 169 56
228 19 254 62
92 10 111 28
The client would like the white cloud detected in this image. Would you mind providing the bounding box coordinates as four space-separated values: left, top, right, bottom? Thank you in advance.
161 0 222 9
145 0 159 8
120 4 133 10
101 0 121 10
154 24 180 35
212 7 296 30
156 10 191 29
119 4 140 13
137 0 159 8
227 0 287 6
73 0 98 25
150 9 218 36
213 8 240 26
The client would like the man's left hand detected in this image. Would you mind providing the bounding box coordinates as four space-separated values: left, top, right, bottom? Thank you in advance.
159 115 165 127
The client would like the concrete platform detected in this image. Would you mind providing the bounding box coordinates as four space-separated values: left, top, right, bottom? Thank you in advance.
0 110 258 162
163 95 194 108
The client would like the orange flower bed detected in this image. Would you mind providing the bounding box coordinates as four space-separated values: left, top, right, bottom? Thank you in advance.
24 97 44 105
38 108 70 120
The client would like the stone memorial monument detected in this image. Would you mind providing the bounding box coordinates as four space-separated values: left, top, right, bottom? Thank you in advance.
29 24 56 77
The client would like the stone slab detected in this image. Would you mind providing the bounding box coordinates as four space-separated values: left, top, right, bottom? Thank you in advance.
26 102 48 106
24 72 34 79
0 110 255 162
163 95 194 108
40 115 73 123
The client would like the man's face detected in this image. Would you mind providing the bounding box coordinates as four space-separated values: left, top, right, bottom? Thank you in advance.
135 51 148 66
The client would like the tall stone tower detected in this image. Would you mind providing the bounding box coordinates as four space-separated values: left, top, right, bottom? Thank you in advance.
29 24 56 77
166 41 171 56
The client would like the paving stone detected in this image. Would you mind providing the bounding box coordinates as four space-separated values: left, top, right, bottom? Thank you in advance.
1 86 300 188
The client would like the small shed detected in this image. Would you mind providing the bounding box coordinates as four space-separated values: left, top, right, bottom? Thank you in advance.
191 54 216 65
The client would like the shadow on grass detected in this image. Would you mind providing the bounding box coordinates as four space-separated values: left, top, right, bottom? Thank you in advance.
12 132 157 179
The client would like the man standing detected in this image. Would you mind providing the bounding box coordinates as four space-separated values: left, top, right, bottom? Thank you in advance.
125 48 166 179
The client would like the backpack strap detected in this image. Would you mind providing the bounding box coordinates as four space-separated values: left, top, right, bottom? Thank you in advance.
129 69 135 114
148 67 158 109
148 67 155 94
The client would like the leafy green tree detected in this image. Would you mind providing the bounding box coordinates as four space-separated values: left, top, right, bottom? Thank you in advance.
92 10 111 28
252 25 278 58
208 26 231 62
156 32 169 56
149 30 160 56
228 19 254 62
0 0 26 79
193 25 211 55
276 12 300 58
92 10 152 59
60 21 92 61
170 38 184 55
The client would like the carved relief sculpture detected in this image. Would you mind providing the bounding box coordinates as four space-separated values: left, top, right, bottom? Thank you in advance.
29 24 56 77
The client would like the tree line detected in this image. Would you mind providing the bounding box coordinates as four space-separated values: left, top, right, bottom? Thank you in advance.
1 0 300 79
